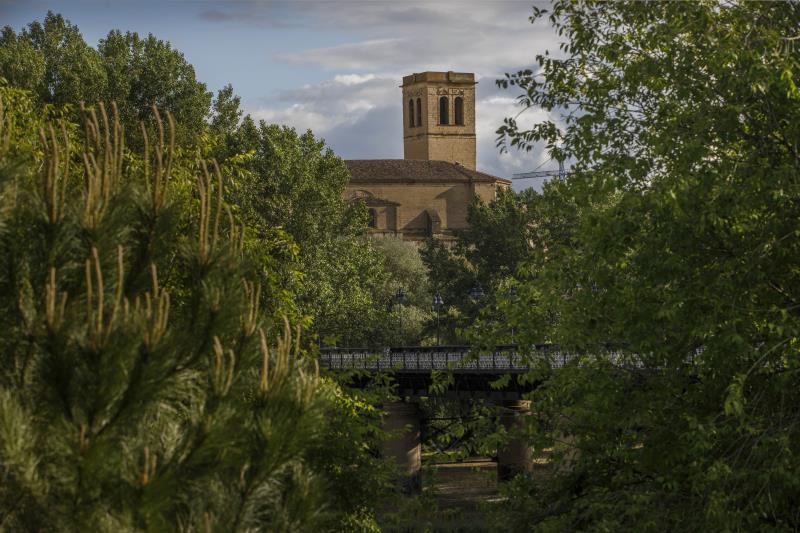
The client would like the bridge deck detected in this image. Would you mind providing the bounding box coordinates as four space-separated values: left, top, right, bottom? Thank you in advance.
319 345 578 373
318 345 669 397
319 345 579 398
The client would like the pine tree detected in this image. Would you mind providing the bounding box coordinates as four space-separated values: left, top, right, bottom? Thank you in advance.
0 90 337 531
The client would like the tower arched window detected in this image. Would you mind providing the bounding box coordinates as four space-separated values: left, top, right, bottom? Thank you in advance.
454 96 464 125
416 97 422 127
408 99 415 127
439 96 449 125
368 208 377 228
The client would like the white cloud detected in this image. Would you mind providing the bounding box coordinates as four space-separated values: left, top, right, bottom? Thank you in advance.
204 1 557 75
251 103 338 135
251 74 400 135
273 7 555 75
333 73 378 85
476 90 553 179
200 1 549 33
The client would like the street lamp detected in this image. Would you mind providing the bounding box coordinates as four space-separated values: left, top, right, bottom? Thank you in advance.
433 293 444 345
394 288 406 344
394 288 406 304
468 284 485 300
507 286 517 345
467 284 486 344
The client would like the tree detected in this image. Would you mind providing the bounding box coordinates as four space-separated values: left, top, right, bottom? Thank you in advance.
420 188 541 345
371 236 433 346
0 12 212 145
0 12 105 107
492 1 800 530
0 89 384 531
210 84 243 138
224 120 411 347
229 122 363 251
98 29 212 145
0 16 400 527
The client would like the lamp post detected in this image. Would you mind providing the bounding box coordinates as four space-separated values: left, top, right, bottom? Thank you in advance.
467 284 485 345
507 286 517 345
394 288 406 345
468 284 485 301
433 293 444 345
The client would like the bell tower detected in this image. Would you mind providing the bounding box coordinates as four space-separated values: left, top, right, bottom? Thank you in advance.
402 71 477 170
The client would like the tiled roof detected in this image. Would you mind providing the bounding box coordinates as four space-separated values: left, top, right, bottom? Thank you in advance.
344 159 511 185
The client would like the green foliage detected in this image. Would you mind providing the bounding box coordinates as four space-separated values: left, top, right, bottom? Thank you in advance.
421 188 540 345
421 399 502 461
370 236 433 346
210 84 243 144
0 91 382 531
220 118 382 346
225 120 362 247
0 12 105 107
492 1 800 530
221 116 432 347
457 188 538 286
0 12 212 145
97 29 212 145
308 382 394 532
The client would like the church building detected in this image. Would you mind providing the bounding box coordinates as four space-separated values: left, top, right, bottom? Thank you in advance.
344 71 511 244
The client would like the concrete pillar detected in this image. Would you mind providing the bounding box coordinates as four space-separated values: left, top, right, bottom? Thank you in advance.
497 399 532 482
382 400 422 493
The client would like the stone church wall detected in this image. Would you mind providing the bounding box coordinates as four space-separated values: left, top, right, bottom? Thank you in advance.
347 181 474 239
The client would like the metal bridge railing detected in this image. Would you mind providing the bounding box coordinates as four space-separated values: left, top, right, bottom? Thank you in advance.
318 345 585 372
318 344 706 375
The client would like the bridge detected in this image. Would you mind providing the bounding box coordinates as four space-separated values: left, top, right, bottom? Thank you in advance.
319 344 599 490
320 344 685 490
318 343 644 395
321 344 546 399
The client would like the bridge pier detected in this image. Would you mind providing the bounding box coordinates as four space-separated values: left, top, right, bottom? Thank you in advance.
497 400 532 482
382 400 422 493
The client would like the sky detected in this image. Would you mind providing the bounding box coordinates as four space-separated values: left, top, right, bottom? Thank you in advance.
1 0 562 188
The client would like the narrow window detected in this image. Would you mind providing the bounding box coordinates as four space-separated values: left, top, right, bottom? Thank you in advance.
368 208 377 228
439 96 449 125
454 96 464 125
408 99 415 127
416 97 422 127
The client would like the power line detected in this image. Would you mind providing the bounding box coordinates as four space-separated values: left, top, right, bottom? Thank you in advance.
513 159 566 180
529 155 553 173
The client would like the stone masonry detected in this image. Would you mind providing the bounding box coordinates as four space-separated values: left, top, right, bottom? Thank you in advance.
344 71 510 244
402 71 477 170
